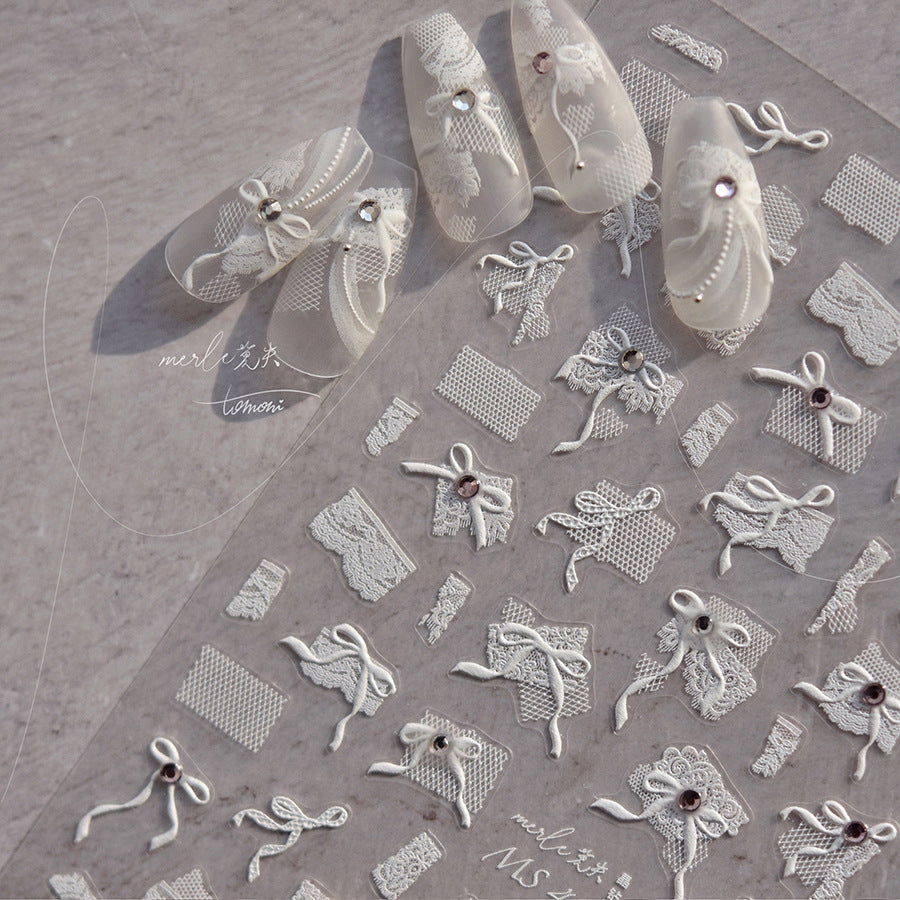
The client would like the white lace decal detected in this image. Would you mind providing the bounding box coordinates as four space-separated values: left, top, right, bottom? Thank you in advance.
74 737 211 851
779 800 897 898
649 24 724 73
680 403 734 467
365 397 419 456
808 538 892 635
599 193 661 278
143 868 216 900
751 715 803 777
225 558 288 621
553 305 683 453
700 472 835 575
368 709 509 828
371 832 443 899
49 873 98 900
696 318 761 356
435 345 541 441
309 487 416 601
281 623 396 751
418 573 472 645
291 879 332 900
807 261 900 366
175 645 287 752
402 442 514 550
536 480 675 590
478 241 575 345
821 153 900 244
751 350 876 471
615 589 774 729
761 184 806 265
727 101 830 156
794 642 900 781
232 796 348 882
453 598 591 758
590 746 748 900
620 58 689 145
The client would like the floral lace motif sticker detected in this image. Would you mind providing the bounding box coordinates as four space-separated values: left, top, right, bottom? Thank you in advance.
281 623 396 751
225 558 288 621
368 709 509 828
291 879 332 900
453 598 591 758
591 745 748 900
614 589 774 729
696 319 760 357
680 403 734 467
310 487 416 602
821 153 900 244
365 398 419 457
751 715 804 778
700 472 835 575
649 24 724 73
418 573 472 645
620 58 689 145
371 832 443 899
761 184 806 265
794 642 900 781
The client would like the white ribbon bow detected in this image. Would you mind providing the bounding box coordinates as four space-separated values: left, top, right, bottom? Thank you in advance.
74 737 210 851
367 722 482 827
453 621 590 758
727 100 830 156
232 795 348 882
477 241 575 313
700 474 835 574
614 589 750 730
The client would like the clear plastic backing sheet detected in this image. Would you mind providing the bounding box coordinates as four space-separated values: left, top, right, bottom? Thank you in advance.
4 0 899 897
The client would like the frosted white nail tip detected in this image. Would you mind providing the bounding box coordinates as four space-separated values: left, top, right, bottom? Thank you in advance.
511 0 652 213
403 13 531 242
166 126 372 302
662 97 773 332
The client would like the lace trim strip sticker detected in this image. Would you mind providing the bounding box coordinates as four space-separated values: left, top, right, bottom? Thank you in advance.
175 645 287 752
821 153 900 244
620 58 689 145
371 831 443 899
225 558 288 621
696 319 761 357
365 397 420 457
750 714 803 777
435 345 541 441
649 24 724 73
49 873 99 900
309 487 416 602
143 868 216 900
418 573 472 645
680 403 734 467
761 184 807 265
291 879 332 900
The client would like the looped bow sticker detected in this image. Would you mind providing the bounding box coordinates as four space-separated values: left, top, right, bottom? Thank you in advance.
727 99 830 156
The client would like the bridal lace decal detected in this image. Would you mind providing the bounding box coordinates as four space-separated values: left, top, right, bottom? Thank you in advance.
225 558 288 621
371 832 443 899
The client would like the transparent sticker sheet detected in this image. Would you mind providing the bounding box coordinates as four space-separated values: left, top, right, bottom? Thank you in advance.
3 0 899 898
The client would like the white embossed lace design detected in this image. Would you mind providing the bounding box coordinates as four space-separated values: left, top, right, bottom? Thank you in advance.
536 480 675 590
807 261 900 366
49 873 98 900
696 318 760 356
418 573 471 645
808 538 892 635
751 715 803 777
365 397 419 457
175 646 287 752
225 558 288 621
680 403 734 467
309 487 416 602
821 153 900 244
143 868 216 900
436 345 541 441
291 879 332 900
650 24 724 72
620 58 689 145
371 832 443 900
761 184 806 265
599 194 661 278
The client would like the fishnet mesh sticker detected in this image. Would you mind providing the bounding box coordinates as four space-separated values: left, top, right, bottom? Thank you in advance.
196 270 243 304
680 403 734 467
761 184 806 265
751 715 803 777
620 58 689 145
175 645 287 752
225 558 288 621
143 868 216 900
436 345 541 441
649 24 724 73
418 573 471 645
371 832 442 900
365 398 420 457
821 153 900 244
595 130 654 209
275 244 332 313
214 199 246 249
446 215 477 243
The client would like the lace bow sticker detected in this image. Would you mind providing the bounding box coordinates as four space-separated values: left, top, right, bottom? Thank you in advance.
452 598 591 758
371 831 443 900
590 746 748 900
599 191 661 278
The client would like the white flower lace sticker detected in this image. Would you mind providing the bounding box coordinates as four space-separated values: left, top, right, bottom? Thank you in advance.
477 240 575 345
452 598 591 758
309 487 416 602
620 58 689 145
751 350 878 473
365 398 419 457
808 538 892 635
418 573 472 645
232 796 349 882
281 623 396 751
536 480 675 591
794 642 900 781
368 709 509 828
175 645 287 752
225 558 288 621
614 589 774 729
821 153 900 244
696 319 761 357
778 800 897 898
552 305 683 453
371 831 443 900
807 261 900 366
291 879 332 900
435 345 541 441
143 868 216 900
700 472 835 575
590 745 748 900
402 442 514 550
649 24 724 72
680 403 734 467
761 184 807 265
599 191 661 278
49 873 98 900
751 715 804 778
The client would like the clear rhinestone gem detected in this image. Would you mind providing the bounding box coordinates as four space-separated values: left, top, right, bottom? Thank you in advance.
809 387 832 409
532 51 553 74
456 474 480 499
431 734 450 752
678 789 702 812
844 821 868 843
619 347 645 373
452 89 475 112
159 762 182 784
862 682 886 706
258 198 282 222
694 615 712 634
714 176 737 199
357 199 381 223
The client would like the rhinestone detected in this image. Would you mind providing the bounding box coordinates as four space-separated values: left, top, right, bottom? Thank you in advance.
357 199 381 223
452 89 475 112
843 820 868 843
575 160 585 170
258 197 282 222
678 789 702 812
694 294 703 303
694 615 712 634
619 347 645 373
809 387 832 409
456 474 480 499
431 734 450 752
713 176 737 199
862 682 886 706
532 51 553 74
159 762 182 784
